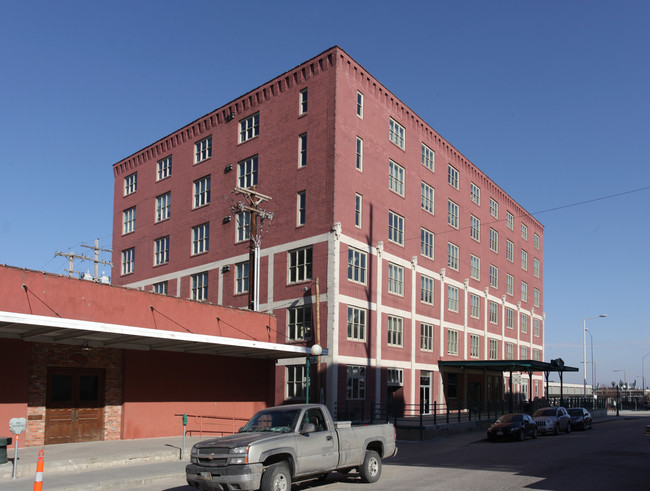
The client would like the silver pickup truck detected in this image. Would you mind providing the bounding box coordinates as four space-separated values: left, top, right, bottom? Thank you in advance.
186 403 397 491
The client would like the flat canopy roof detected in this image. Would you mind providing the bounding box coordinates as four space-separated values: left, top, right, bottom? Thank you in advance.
438 360 579 373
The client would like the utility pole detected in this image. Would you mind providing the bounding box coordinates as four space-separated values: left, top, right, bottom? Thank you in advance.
232 187 273 311
55 239 113 281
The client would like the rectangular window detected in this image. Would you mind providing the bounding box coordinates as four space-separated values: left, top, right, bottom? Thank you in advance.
121 248 134 275
448 200 459 228
193 176 211 208
447 329 459 355
470 183 480 205
239 113 259 143
388 262 404 295
288 247 312 283
521 249 528 271
534 318 541 337
153 281 168 295
347 248 367 284
533 348 540 361
421 228 434 259
490 339 498 360
534 258 540 278
506 308 514 329
238 155 258 188
447 285 459 312
347 366 365 400
123 207 136 234
388 160 405 195
297 191 306 226
521 313 528 334
299 88 308 115
506 274 514 296
191 272 208 301
470 293 480 318
421 143 435 171
520 346 528 360
447 242 459 270
490 198 498 218
157 156 172 181
448 165 459 189
421 275 434 305
421 182 434 214
235 262 249 294
388 211 404 245
387 315 403 347
156 192 171 222
521 223 528 241
236 211 250 242
298 133 307 167
489 301 498 324
387 368 403 386
490 264 498 288
534 233 540 250
286 365 305 400
421 323 433 351
347 306 366 341
489 228 498 252
534 288 540 308
506 343 513 360
355 193 362 228
521 281 528 302
153 236 169 266
470 255 480 280
288 305 312 341
194 136 212 163
506 211 514 230
356 91 364 118
124 172 137 195
389 118 405 149
470 335 480 358
506 239 514 262
192 223 209 255
470 215 480 241
447 373 458 398
356 137 363 170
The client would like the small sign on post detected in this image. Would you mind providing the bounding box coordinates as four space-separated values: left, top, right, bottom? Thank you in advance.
9 417 27 479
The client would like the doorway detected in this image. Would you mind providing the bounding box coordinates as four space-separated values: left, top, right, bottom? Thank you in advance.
419 371 432 414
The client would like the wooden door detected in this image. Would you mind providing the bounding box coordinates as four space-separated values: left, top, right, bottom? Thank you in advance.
45 368 105 444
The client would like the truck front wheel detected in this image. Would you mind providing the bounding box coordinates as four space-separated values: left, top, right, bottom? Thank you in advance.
261 462 291 491
359 450 382 483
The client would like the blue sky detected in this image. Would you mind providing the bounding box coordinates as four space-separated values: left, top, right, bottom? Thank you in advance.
1 1 648 387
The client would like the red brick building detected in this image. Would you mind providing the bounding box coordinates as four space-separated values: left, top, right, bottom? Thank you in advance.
112 46 544 416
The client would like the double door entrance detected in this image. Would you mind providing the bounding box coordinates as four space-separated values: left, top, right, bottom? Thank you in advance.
45 368 105 444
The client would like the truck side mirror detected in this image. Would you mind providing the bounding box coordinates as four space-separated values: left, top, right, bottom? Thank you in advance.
301 423 316 434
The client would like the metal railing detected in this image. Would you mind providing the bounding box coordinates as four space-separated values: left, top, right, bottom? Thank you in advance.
175 413 250 437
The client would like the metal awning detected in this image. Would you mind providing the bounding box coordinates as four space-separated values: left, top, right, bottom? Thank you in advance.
438 360 579 373
0 310 315 360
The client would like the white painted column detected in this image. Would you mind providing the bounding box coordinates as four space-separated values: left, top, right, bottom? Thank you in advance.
463 279 469 359
326 223 341 413
439 268 446 358
410 256 418 409
375 241 384 408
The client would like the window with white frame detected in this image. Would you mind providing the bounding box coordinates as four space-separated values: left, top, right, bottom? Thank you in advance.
157 156 172 181
355 193 362 228
534 288 540 308
238 155 258 188
356 137 363 170
156 192 171 222
470 293 480 318
236 211 250 242
192 223 209 255
521 313 528 333
448 200 459 228
288 305 312 341
347 306 366 341
470 215 480 241
521 249 528 271
448 242 459 270
421 275 434 305
489 228 498 252
298 134 307 167
356 91 364 118
470 183 480 205
124 172 137 195
421 323 433 351
154 236 169 266
388 262 404 295
239 113 259 143
388 211 404 245
534 258 540 278
533 348 540 361
506 239 514 262
506 274 514 296
490 198 498 218
447 285 459 312
193 176 210 208
389 118 405 149
299 88 308 115
235 262 249 294
421 181 435 214
490 339 498 360
387 368 403 386
297 191 306 226
347 365 365 399
534 318 541 337
286 365 306 400
470 335 480 358
448 165 459 189
533 233 540 250
422 143 435 171
506 308 514 329
421 228 434 259
387 316 403 347
447 329 459 355
506 343 513 360
521 223 528 240
388 160 405 195
470 254 480 280
121 248 134 275
123 207 136 234
521 281 528 302
153 281 168 295
506 211 514 230
520 346 528 360
489 301 498 324
194 136 212 163
288 247 312 283
347 248 367 284
490 264 498 288
191 272 208 301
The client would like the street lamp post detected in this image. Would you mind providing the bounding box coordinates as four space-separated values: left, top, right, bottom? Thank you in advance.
585 328 594 392
583 315 607 399
305 344 322 404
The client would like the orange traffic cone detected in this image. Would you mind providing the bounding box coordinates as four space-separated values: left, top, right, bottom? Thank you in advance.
33 449 44 491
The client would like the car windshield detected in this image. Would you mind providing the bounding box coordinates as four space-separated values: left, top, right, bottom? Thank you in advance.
534 408 556 417
567 409 583 416
240 408 301 433
496 414 522 423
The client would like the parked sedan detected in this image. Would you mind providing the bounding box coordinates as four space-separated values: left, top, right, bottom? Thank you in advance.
487 413 538 441
533 406 571 435
567 407 592 430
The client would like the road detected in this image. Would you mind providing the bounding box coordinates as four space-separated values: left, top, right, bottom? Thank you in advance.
130 415 650 491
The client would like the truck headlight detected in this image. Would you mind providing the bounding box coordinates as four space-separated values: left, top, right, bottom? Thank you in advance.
230 446 249 464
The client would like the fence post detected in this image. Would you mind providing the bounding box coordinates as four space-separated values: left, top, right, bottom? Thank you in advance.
433 401 437 425
419 399 423 429
446 404 450 424
478 400 482 421
370 401 375 424
362 400 365 423
458 404 461 423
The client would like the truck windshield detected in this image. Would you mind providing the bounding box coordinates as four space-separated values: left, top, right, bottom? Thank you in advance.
240 408 301 433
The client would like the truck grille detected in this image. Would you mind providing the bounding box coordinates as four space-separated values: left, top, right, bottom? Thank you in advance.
194 447 229 466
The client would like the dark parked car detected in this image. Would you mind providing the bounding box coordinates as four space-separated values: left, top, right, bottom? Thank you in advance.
533 406 571 435
567 407 592 430
487 413 538 441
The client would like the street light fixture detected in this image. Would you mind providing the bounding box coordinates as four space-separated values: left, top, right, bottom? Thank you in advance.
583 314 607 398
305 344 322 404
585 328 594 391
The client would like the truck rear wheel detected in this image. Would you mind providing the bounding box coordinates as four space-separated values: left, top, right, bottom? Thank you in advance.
359 450 382 483
261 462 291 491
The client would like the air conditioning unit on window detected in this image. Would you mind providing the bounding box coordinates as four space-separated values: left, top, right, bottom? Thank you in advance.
387 368 403 387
